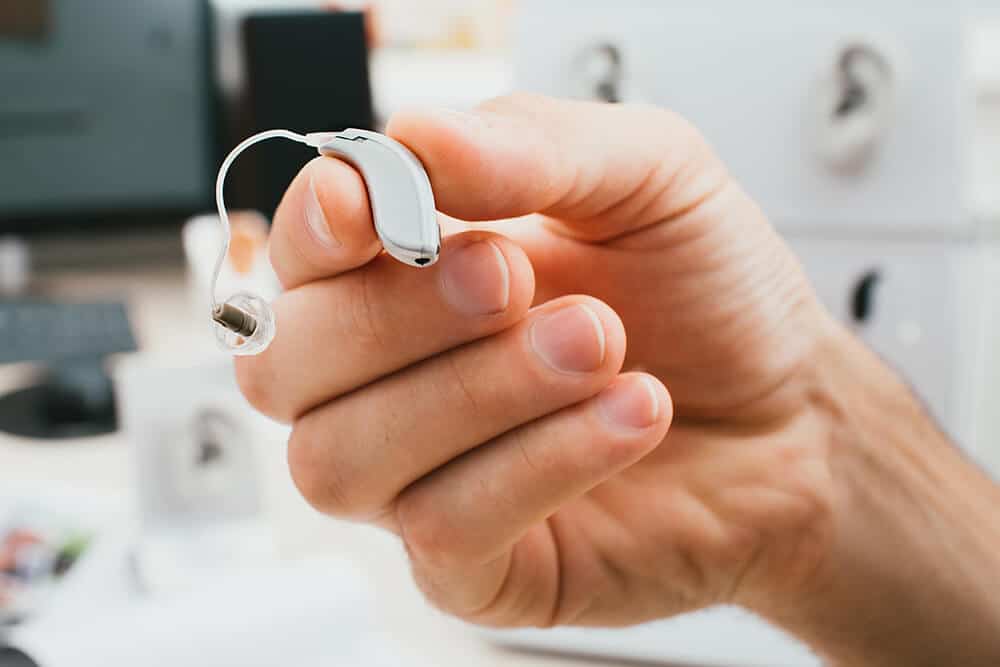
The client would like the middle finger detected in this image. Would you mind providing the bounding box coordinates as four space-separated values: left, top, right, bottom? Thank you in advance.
235 231 535 422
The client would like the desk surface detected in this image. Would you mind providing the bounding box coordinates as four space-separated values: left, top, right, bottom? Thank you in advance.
0 265 642 667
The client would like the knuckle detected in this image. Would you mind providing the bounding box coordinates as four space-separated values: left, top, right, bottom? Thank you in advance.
234 357 291 423
637 105 699 139
620 104 714 162
477 91 547 115
397 490 471 570
646 108 722 168
345 268 389 353
443 352 486 421
286 422 358 518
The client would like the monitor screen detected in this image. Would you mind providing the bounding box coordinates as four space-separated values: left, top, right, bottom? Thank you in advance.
242 10 375 219
0 0 215 232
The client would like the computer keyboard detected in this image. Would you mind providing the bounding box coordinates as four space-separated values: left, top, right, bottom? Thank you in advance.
0 301 137 365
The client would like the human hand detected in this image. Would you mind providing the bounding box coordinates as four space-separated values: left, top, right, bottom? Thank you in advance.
235 94 1000 663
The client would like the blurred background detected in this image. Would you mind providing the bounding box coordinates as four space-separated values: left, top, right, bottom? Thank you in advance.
0 2 998 666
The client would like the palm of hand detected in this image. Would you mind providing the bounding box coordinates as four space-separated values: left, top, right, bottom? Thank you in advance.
468 174 836 626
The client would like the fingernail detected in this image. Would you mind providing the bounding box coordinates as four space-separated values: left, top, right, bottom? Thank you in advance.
530 304 606 374
598 377 661 431
439 240 510 316
305 174 341 249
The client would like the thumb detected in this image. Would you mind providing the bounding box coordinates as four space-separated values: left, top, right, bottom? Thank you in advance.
385 93 730 243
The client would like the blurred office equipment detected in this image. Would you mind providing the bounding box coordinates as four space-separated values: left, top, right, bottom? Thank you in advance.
0 239 30 296
0 301 136 439
0 1 48 43
116 360 274 595
0 649 36 667
0 0 216 439
0 482 116 630
509 1 998 665
240 10 375 218
7 552 410 667
0 0 215 236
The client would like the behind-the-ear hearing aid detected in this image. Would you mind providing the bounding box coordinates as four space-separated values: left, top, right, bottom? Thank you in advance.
211 129 441 356
810 40 898 172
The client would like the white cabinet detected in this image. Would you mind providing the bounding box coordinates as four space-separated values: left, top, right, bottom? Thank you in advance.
787 237 989 453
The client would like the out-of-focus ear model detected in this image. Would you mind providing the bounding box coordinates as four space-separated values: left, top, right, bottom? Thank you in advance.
810 39 899 173
211 129 440 356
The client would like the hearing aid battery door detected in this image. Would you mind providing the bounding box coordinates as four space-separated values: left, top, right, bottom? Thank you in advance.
319 130 441 268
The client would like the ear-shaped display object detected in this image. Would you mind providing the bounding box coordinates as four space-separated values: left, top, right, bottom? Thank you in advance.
210 128 441 356
810 40 899 173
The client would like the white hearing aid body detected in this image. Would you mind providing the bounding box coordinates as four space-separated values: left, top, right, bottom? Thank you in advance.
318 129 440 268
211 129 441 356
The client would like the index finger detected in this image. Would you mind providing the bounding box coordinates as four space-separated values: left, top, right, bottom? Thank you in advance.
270 94 728 288
386 93 729 242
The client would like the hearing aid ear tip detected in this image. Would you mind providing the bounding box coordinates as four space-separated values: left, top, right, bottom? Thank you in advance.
212 303 259 338
213 293 276 356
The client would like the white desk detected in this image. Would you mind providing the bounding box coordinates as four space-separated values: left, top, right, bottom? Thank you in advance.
0 264 642 667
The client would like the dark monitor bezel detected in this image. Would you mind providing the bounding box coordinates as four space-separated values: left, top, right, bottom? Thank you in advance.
0 0 219 238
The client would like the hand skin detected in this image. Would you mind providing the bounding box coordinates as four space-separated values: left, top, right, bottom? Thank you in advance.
234 94 1000 665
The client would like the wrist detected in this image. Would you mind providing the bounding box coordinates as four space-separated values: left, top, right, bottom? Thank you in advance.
765 320 1000 666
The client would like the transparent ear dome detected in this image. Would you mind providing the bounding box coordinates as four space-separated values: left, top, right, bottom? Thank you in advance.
212 293 276 356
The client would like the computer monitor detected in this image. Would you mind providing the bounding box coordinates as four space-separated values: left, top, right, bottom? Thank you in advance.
241 10 375 219
0 0 216 235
